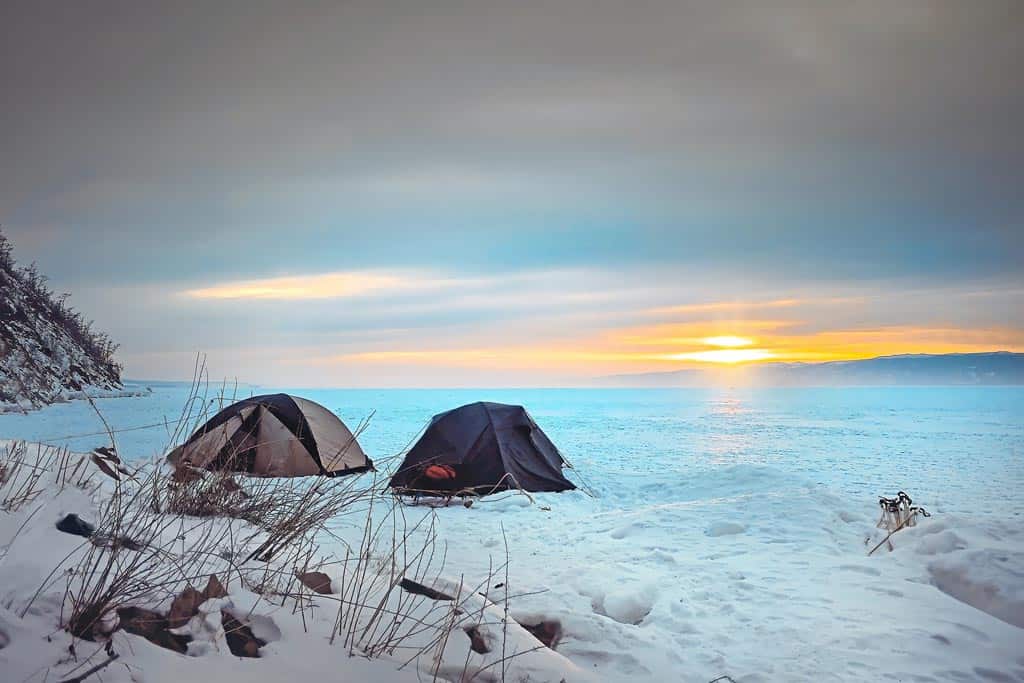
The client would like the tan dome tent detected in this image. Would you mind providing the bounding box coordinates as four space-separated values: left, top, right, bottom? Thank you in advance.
168 394 372 477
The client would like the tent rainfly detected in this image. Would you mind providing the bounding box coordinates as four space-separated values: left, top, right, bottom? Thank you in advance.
168 394 372 477
389 401 576 495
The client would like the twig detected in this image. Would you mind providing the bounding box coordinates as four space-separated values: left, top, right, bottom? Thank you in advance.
58 653 120 683
867 509 920 556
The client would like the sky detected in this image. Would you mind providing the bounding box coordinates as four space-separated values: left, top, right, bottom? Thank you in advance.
1 0 1022 386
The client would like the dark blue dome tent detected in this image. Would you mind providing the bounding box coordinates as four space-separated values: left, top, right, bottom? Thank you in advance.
388 402 576 497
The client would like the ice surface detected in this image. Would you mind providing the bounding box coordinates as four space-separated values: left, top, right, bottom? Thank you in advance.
1 384 1022 681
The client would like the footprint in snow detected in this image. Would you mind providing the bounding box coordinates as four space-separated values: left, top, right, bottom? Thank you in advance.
705 521 746 537
837 564 882 576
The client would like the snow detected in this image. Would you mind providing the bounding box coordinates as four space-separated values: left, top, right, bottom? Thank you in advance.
0 440 589 683
1 385 1023 682
928 548 1024 629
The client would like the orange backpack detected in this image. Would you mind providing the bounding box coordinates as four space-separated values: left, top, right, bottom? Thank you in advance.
424 464 457 481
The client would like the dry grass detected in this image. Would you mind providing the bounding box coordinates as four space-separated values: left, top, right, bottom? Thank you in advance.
30 466 234 639
23 463 537 681
45 463 479 671
11 366 542 681
1 441 97 512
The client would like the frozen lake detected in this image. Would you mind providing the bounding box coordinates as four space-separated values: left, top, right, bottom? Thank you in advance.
3 383 1021 513
2 383 1022 680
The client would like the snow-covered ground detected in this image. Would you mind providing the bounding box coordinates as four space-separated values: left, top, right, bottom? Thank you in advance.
1 384 1022 681
0 386 152 415
0 440 590 683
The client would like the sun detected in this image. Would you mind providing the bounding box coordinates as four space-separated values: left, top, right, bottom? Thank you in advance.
663 335 773 363
701 336 754 348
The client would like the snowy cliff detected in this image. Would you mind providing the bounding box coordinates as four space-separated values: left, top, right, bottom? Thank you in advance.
0 232 122 411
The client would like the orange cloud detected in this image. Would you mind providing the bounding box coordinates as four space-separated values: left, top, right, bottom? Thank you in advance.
702 336 755 347
762 326 1024 361
616 319 797 347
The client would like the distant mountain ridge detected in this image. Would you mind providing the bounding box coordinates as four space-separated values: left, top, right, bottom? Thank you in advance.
600 351 1024 387
0 231 123 411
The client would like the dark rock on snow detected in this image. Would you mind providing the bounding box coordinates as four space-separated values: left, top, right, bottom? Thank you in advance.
296 571 334 594
221 611 265 658
55 514 96 539
115 575 265 657
116 607 190 655
520 619 563 650
400 577 455 601
463 624 491 654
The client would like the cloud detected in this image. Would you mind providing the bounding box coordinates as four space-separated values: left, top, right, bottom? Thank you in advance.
3 1 1022 384
645 299 806 316
5 1 1022 288
181 266 661 312
183 270 453 300
72 263 1024 385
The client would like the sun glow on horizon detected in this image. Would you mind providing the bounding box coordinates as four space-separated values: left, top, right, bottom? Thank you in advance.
167 281 1024 380
665 349 776 363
